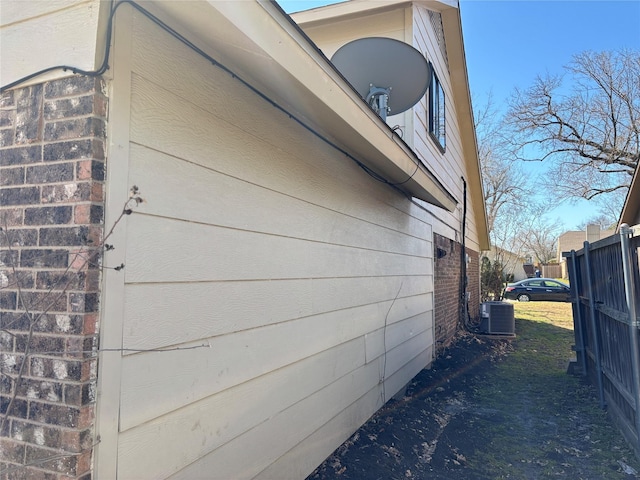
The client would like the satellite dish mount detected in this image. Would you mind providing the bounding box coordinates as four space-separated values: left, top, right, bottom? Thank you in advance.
366 86 391 121
332 37 431 122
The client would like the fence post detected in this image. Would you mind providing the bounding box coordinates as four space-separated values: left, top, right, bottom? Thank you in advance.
619 224 640 445
569 250 586 375
583 241 606 408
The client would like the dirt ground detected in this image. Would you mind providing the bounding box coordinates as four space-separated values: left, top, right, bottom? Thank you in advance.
306 323 640 480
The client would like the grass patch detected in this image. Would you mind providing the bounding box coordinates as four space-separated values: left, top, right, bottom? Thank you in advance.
464 301 640 479
512 301 574 330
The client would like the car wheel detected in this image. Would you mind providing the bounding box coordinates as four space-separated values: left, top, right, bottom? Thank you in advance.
517 293 530 302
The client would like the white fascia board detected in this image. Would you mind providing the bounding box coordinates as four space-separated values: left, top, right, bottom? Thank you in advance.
141 0 456 211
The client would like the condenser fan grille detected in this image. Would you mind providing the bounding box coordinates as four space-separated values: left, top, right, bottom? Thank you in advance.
479 301 515 335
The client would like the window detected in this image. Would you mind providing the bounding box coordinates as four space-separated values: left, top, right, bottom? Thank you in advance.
428 62 446 151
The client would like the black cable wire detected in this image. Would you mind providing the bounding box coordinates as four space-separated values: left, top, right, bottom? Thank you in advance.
0 0 118 93
1 0 423 189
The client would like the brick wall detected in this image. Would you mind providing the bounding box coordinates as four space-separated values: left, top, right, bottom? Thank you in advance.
0 76 106 480
433 233 480 351
433 233 460 349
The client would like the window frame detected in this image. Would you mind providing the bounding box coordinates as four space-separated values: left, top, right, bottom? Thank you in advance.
427 62 446 152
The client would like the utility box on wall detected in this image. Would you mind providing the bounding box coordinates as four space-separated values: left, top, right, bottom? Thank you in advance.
479 301 515 335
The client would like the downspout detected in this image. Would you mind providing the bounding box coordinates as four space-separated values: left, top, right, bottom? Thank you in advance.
461 177 468 328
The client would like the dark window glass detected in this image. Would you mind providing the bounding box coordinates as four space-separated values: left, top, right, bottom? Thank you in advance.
428 62 446 151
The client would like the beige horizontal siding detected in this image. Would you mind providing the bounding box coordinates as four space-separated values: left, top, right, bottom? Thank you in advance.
119 291 431 429
123 275 432 352
0 0 102 87
117 338 364 479
411 5 482 251
100 8 436 479
167 360 384 480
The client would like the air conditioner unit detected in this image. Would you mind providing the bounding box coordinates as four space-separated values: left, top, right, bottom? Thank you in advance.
479 301 515 335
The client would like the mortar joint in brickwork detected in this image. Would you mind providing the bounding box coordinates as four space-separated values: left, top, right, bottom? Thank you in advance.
1 75 105 479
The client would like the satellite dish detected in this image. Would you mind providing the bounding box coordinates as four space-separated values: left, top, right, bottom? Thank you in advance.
331 37 431 121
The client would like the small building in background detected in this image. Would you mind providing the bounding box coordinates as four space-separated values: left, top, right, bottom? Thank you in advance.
557 225 616 278
483 246 528 282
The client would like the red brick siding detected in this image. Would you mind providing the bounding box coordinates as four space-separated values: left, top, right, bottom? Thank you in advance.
433 233 480 352
0 76 106 480
433 234 460 350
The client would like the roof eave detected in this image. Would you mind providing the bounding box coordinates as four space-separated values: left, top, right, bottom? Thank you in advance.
619 165 640 230
139 0 456 211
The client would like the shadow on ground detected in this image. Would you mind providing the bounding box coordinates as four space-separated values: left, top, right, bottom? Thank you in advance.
307 318 640 480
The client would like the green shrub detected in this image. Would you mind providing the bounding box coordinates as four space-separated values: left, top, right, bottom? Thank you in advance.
481 256 506 301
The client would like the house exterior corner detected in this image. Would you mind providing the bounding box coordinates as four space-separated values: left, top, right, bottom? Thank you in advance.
1 1 488 478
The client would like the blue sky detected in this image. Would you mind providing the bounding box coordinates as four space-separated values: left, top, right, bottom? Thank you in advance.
279 0 640 229
461 1 640 106
459 1 640 229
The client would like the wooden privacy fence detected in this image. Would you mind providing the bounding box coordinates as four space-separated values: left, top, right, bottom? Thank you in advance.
541 264 562 279
564 225 640 457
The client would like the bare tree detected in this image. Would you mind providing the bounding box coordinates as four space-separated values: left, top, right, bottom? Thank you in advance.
474 93 531 241
576 213 617 231
507 50 640 207
491 208 529 262
519 207 564 264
